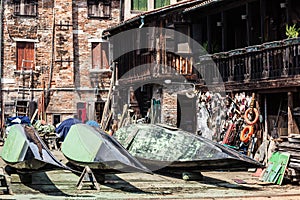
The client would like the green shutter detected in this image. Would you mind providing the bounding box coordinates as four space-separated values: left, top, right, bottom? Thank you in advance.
140 0 147 11
155 0 170 8
132 0 147 11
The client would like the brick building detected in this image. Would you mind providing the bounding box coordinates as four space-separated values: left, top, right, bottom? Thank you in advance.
0 0 121 127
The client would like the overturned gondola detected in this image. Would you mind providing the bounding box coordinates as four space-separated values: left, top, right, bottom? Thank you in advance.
113 124 263 172
61 124 151 174
1 124 71 173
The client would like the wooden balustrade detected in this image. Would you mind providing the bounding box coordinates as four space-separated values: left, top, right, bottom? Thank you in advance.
117 37 300 85
197 37 300 85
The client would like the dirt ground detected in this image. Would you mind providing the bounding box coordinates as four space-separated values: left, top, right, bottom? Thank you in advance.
0 150 300 199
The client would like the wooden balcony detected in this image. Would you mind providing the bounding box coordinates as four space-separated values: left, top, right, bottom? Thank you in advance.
117 37 300 90
197 37 300 91
117 51 195 84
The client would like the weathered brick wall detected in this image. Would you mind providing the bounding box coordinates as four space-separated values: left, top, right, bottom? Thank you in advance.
161 88 177 126
2 0 120 123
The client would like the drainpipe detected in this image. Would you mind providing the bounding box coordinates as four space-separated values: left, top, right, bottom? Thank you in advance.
139 16 145 28
119 0 123 22
45 2 56 108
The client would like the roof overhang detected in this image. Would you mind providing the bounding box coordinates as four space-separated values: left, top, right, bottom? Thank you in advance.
102 0 223 38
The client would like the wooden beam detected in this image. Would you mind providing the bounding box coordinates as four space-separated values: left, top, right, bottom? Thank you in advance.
224 77 300 92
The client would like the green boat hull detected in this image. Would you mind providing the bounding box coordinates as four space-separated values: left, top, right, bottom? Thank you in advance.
61 124 150 173
1 124 71 173
114 124 263 172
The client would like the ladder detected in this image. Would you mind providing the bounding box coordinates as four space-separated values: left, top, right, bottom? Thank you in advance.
15 59 34 116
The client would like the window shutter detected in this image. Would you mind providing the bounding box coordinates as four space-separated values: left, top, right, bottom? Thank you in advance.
132 0 147 11
101 42 109 69
92 43 101 69
155 0 169 8
17 43 25 70
140 0 147 11
17 42 34 70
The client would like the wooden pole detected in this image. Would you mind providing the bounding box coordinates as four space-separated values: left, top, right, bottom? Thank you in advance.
100 65 115 129
264 95 268 164
288 91 293 135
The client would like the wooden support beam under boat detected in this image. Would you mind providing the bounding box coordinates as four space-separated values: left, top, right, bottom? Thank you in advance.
76 166 100 190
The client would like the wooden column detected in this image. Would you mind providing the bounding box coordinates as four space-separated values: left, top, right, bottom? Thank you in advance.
288 91 294 135
207 15 212 53
260 0 266 43
246 3 252 46
221 11 227 51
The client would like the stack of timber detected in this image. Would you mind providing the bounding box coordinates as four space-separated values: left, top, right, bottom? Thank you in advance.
276 134 300 184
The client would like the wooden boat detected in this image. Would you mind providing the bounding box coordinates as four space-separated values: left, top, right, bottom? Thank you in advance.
113 124 263 172
1 124 71 173
61 124 151 174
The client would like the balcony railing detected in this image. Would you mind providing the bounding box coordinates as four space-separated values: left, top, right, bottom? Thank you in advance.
118 51 195 83
197 37 300 85
117 37 300 86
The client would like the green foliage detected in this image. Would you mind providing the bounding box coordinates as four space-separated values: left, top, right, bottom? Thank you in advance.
286 24 300 38
202 41 220 53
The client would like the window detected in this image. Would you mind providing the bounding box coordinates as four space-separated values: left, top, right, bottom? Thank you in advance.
88 0 111 18
131 0 147 11
77 102 87 122
175 24 191 53
92 42 109 69
13 0 37 16
17 42 35 70
95 102 105 123
53 114 61 127
154 0 170 9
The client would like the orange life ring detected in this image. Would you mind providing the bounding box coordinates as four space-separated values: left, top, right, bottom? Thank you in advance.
240 125 254 143
244 108 259 125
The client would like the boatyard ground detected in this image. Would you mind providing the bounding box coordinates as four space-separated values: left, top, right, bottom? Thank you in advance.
0 149 299 199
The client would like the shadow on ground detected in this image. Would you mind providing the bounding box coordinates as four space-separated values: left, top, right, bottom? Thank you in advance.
155 170 261 191
66 161 155 195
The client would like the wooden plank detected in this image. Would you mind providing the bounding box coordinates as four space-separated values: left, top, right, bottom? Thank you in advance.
261 152 290 185
119 104 129 128
100 65 115 129
278 142 300 149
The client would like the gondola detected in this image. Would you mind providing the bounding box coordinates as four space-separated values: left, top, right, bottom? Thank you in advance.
61 124 151 174
1 124 72 173
113 123 263 172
